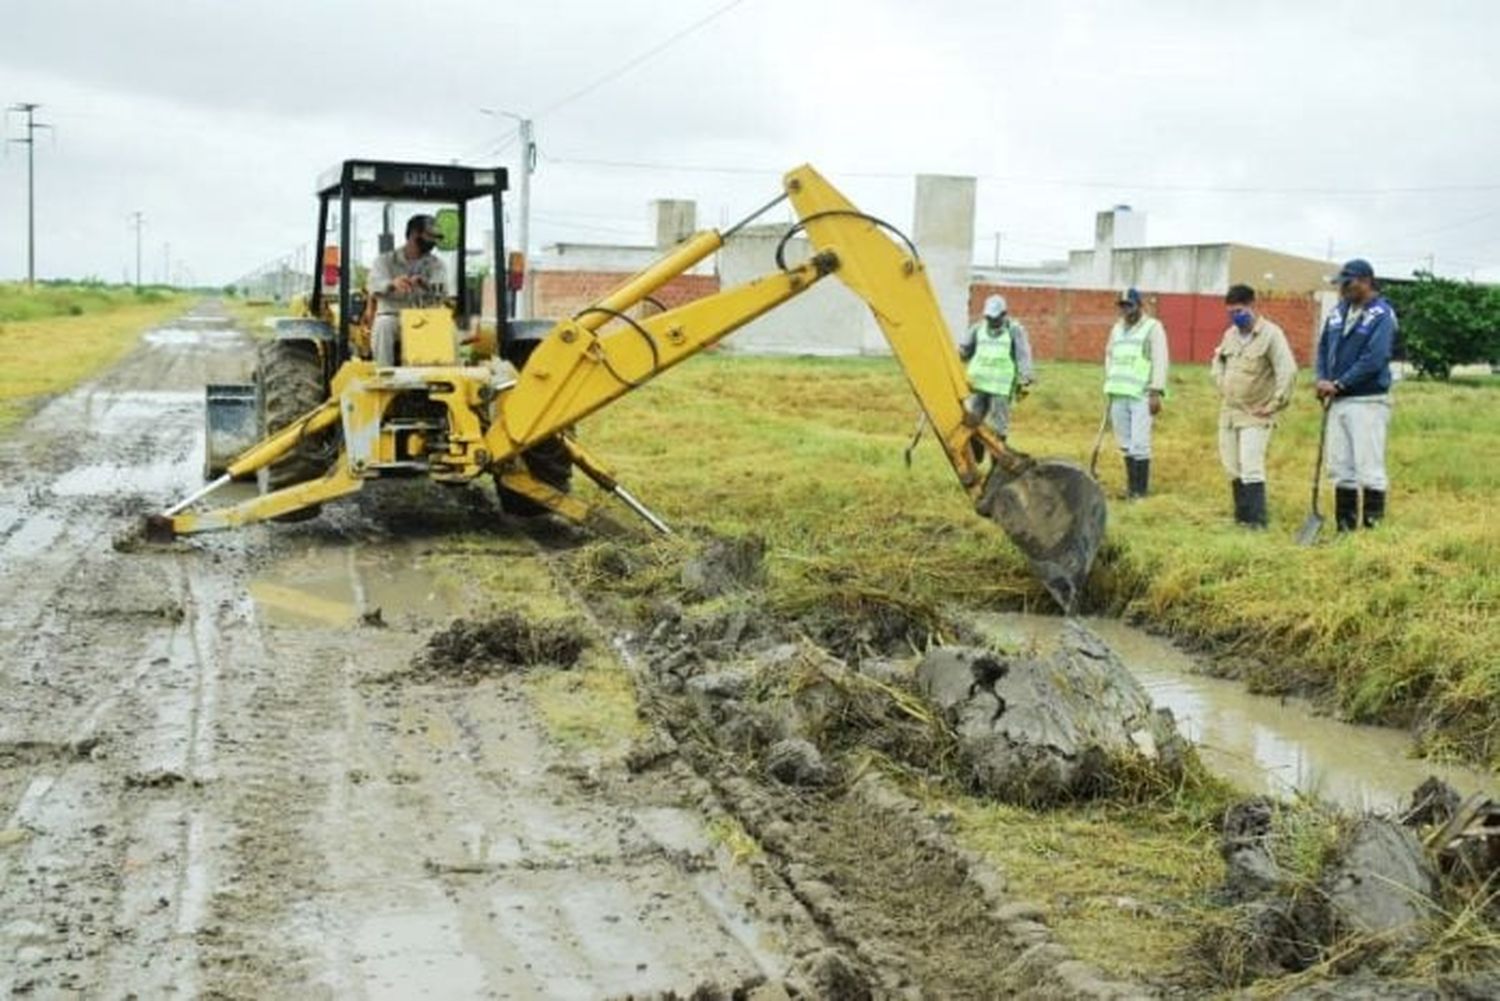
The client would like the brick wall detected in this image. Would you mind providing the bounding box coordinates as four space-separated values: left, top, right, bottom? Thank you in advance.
533 270 720 321
971 284 1321 364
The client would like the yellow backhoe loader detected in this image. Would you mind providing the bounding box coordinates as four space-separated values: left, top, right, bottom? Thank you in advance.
151 161 1106 611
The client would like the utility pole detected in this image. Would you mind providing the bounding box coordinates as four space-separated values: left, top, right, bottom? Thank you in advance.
129 212 145 288
6 102 53 286
479 108 535 317
992 231 1002 268
162 242 171 286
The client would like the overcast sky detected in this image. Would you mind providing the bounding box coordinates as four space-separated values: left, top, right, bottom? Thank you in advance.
3 0 1498 286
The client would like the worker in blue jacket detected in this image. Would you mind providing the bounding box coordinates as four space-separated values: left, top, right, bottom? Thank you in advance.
1315 259 1397 530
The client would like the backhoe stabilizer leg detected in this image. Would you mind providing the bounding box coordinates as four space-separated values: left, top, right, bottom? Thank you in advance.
561 438 672 535
151 464 366 538
145 399 348 540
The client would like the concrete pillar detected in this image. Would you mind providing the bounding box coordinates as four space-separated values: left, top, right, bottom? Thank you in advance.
1091 210 1116 289
913 175 977 344
652 200 697 250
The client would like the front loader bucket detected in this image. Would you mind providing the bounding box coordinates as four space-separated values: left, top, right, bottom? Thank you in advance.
204 383 258 480
976 458 1108 614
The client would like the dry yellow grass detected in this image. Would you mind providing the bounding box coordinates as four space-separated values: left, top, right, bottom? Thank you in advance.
0 296 185 429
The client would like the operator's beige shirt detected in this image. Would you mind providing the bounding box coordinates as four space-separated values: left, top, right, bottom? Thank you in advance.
369 246 447 315
1211 317 1298 429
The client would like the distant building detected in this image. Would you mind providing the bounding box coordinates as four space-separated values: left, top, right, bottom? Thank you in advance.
1068 206 1337 296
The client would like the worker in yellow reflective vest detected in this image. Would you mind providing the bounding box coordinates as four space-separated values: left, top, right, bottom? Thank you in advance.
960 294 1035 455
1104 288 1170 498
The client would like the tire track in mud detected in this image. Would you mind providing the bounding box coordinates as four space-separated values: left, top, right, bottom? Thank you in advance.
534 540 1157 1000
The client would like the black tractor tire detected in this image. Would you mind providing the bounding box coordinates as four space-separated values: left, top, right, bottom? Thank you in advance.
255 339 336 522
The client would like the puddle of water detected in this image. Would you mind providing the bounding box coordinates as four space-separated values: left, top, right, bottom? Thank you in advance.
973 613 1497 813
143 327 243 350
249 546 466 629
0 511 67 561
50 457 198 499
353 897 487 1001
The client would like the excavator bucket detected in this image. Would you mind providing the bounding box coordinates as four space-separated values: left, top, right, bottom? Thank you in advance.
976 457 1108 614
203 383 258 480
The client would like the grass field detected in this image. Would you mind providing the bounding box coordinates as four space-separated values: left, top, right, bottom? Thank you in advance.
0 282 184 429
573 351 1499 764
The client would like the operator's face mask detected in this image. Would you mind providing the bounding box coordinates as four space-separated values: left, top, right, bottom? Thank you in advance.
1229 308 1255 331
416 237 438 255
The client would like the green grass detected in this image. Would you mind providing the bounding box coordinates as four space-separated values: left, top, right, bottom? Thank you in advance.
0 282 185 429
571 353 1500 763
0 281 172 322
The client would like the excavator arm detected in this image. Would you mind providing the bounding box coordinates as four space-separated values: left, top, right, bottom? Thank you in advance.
483 165 1107 609
152 165 1105 610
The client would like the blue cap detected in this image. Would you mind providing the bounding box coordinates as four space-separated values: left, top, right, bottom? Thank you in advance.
1117 287 1142 307
1334 259 1375 284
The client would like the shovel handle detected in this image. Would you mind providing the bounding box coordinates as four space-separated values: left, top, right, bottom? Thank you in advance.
1087 401 1110 479
1309 399 1332 515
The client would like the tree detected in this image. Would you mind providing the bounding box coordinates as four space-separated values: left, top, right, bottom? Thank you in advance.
1382 271 1500 379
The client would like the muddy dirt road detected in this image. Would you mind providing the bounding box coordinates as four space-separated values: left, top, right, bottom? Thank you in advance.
0 305 808 999
1 305 1128 999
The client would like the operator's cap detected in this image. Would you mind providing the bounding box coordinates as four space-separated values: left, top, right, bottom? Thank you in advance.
1332 258 1375 284
407 212 443 239
1117 287 1143 307
983 293 1008 318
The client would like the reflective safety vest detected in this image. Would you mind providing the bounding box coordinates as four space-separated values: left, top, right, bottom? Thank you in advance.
1104 318 1159 399
966 321 1017 395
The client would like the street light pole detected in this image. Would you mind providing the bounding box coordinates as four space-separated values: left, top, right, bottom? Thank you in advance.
479 108 536 318
129 212 145 288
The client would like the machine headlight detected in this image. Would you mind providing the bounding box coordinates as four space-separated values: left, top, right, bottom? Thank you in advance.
474 170 496 188
352 164 377 182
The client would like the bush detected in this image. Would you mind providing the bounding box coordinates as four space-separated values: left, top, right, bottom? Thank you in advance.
1383 271 1500 379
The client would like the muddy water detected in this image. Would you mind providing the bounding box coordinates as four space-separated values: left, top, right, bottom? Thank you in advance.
974 613 1497 812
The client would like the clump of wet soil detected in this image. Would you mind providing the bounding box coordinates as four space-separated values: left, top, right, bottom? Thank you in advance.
914 622 1188 805
1199 778 1500 991
679 534 766 599
404 611 588 683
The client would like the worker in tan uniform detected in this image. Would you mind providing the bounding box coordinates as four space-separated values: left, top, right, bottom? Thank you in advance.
1211 284 1297 528
1104 288 1170 498
368 214 448 365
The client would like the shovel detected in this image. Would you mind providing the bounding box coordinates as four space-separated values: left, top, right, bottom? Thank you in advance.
1296 401 1332 546
1087 401 1110 479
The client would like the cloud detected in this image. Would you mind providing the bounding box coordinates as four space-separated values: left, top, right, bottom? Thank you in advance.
2 0 1497 283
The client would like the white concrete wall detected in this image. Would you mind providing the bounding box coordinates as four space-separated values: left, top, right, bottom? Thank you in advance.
1070 244 1231 294
716 224 880 355
1111 245 1230 294
914 175 977 345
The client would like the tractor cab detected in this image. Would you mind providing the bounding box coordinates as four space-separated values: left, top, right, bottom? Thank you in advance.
206 160 513 480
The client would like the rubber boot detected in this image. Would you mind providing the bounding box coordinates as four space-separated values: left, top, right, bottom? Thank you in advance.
1231 479 1246 525
1334 486 1359 533
1243 481 1268 530
1135 458 1151 498
1122 457 1137 500
1362 488 1386 529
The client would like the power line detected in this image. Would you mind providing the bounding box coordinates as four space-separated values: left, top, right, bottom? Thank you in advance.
544 153 1500 196
533 0 753 120
6 102 54 286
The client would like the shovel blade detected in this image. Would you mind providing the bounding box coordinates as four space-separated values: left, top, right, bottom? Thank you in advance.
1295 511 1324 546
977 458 1108 614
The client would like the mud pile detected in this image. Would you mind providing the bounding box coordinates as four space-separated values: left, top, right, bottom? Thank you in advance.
915 622 1187 804
405 611 588 683
1202 779 1500 992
